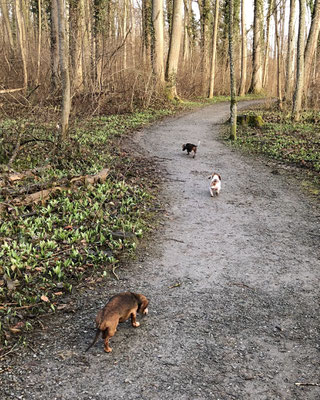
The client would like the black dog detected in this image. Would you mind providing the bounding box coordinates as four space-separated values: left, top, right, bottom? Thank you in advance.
182 141 200 158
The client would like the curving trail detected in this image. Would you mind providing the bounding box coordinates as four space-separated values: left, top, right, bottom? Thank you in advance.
1 101 319 400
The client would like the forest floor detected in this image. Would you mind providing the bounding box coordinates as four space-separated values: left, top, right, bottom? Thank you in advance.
1 100 319 399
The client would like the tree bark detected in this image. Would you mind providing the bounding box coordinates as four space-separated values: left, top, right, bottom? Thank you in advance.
57 0 71 140
284 0 297 100
262 0 273 89
50 0 60 90
165 0 183 100
15 0 28 90
199 0 210 95
228 0 237 140
208 0 219 98
274 2 283 110
142 0 152 65
0 0 15 50
238 0 247 96
292 0 306 121
70 0 85 92
152 0 165 84
249 0 263 94
303 0 320 96
36 0 42 86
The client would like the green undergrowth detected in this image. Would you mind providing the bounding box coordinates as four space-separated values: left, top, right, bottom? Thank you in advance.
0 108 179 348
227 108 320 190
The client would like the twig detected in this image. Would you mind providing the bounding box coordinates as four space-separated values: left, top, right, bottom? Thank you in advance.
8 128 23 167
0 303 41 311
0 343 18 360
165 238 185 244
169 282 181 289
27 344 37 354
295 382 320 387
112 265 120 280
230 282 254 290
0 87 25 94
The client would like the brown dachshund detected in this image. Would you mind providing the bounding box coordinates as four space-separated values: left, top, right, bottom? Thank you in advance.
85 292 149 353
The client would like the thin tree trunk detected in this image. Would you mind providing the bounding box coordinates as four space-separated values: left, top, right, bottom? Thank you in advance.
228 0 237 140
292 0 306 121
152 0 165 84
50 0 59 90
182 0 191 62
57 0 71 140
238 0 247 96
284 0 297 100
36 0 42 86
262 0 272 89
274 3 283 110
0 0 15 50
249 0 263 94
123 0 128 70
303 0 320 96
15 0 28 90
199 0 210 95
71 0 85 92
165 0 183 99
142 0 152 65
208 0 219 98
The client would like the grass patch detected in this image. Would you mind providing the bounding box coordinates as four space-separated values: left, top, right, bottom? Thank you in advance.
226 108 320 187
0 107 180 347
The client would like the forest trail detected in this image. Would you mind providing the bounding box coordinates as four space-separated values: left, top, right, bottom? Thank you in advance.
1 101 319 400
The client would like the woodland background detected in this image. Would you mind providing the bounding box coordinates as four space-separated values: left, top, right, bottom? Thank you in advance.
0 0 319 126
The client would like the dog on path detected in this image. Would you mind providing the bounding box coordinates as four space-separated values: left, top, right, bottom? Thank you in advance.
182 141 200 158
209 173 221 197
85 292 149 353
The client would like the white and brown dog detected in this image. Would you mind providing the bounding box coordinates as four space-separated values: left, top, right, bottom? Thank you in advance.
209 173 221 197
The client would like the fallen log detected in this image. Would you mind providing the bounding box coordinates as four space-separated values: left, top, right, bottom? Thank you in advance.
0 168 110 213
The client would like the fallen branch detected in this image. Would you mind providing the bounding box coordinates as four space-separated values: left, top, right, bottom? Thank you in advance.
295 382 320 387
0 168 110 213
0 87 25 94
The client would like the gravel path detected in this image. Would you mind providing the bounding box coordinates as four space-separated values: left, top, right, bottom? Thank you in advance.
1 101 319 400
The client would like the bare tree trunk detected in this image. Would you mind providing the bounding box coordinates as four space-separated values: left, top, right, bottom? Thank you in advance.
238 0 247 96
50 0 60 90
199 0 210 95
284 0 297 101
70 0 85 92
15 0 28 90
303 0 320 96
208 0 219 98
165 0 183 99
228 0 237 140
249 0 263 94
0 0 15 50
142 0 152 65
182 0 191 62
262 0 272 89
274 2 283 110
57 0 71 140
152 0 165 84
123 0 128 70
292 0 306 121
36 0 42 86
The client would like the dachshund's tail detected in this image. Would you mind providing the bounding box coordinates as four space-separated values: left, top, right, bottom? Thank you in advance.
85 329 101 352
